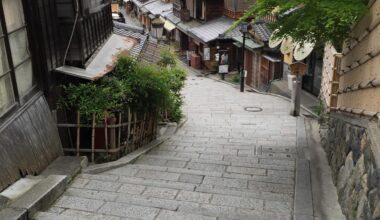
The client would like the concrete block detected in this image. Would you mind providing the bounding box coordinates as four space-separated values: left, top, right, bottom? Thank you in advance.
0 208 27 220
10 175 67 219
41 156 88 183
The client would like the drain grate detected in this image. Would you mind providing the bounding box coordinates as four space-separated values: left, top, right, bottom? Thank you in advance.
244 107 263 112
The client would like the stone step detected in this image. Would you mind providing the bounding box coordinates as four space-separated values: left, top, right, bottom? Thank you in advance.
178 204 291 220
0 175 67 220
34 211 122 220
0 156 87 220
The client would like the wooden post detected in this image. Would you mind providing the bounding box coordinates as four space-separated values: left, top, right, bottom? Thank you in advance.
76 111 81 157
127 108 131 151
118 113 122 154
104 113 108 156
91 113 96 162
132 112 137 148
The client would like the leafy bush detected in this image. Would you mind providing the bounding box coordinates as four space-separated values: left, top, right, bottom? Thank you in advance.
157 48 177 68
59 55 186 123
232 75 240 83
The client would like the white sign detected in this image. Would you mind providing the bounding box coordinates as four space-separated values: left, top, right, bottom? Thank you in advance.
186 51 193 60
244 70 247 77
219 65 229 73
203 47 210 61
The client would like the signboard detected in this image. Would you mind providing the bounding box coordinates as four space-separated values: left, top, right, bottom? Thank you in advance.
218 50 229 74
219 65 229 73
186 51 193 61
290 62 308 76
203 47 210 61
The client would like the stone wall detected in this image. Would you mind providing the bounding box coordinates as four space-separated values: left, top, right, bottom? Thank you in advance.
321 113 380 220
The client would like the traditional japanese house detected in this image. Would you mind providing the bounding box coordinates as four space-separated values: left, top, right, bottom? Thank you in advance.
238 18 283 90
0 0 146 192
166 0 256 71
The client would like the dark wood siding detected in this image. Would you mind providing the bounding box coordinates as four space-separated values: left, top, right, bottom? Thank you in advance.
0 93 63 192
205 0 224 21
56 0 113 67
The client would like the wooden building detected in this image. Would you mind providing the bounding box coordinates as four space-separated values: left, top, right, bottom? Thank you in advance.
0 0 115 192
166 0 256 71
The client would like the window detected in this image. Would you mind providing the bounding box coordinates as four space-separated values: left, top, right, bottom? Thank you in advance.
0 0 35 115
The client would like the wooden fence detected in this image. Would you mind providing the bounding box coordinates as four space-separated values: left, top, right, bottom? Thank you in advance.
54 109 157 162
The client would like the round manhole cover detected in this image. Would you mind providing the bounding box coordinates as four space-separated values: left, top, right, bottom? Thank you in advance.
244 107 263 112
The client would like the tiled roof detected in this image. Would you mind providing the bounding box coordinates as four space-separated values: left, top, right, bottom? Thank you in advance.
131 0 157 8
164 12 181 24
252 21 272 42
188 17 242 43
143 0 173 16
113 25 149 58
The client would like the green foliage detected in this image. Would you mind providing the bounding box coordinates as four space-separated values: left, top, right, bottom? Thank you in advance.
232 75 240 83
235 0 368 48
58 80 125 120
157 48 177 68
311 100 324 116
59 55 186 123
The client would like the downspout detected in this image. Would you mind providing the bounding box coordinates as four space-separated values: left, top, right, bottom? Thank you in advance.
63 0 80 64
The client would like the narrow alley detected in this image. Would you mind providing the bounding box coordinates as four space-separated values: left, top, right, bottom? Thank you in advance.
33 68 332 220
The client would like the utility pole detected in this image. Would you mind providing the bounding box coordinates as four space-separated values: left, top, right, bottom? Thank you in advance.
239 22 249 93
289 62 307 116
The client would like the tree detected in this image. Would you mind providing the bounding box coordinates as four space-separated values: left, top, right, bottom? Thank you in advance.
236 0 368 50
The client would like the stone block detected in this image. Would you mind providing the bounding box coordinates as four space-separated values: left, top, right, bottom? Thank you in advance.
10 175 67 219
179 174 204 184
165 160 188 168
187 162 226 172
156 210 216 220
0 208 27 220
85 180 122 192
118 176 196 191
54 196 104 212
226 166 266 176
142 187 179 199
202 176 248 189
210 194 263 210
98 202 159 220
176 191 212 203
135 170 180 181
118 183 146 195
116 194 178 210
64 188 118 201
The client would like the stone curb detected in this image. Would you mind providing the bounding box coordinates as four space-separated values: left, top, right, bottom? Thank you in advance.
205 74 319 118
0 156 87 220
294 117 314 220
82 120 186 174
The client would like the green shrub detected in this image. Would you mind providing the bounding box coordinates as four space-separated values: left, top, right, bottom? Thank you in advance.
59 55 187 123
232 75 240 83
157 48 177 68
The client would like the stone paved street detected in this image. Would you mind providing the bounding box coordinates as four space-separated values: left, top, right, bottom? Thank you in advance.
35 70 312 220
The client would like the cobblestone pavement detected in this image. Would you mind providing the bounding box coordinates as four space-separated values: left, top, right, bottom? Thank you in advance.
36 71 309 220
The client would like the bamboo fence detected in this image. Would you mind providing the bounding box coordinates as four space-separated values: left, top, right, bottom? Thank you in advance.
54 108 157 162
